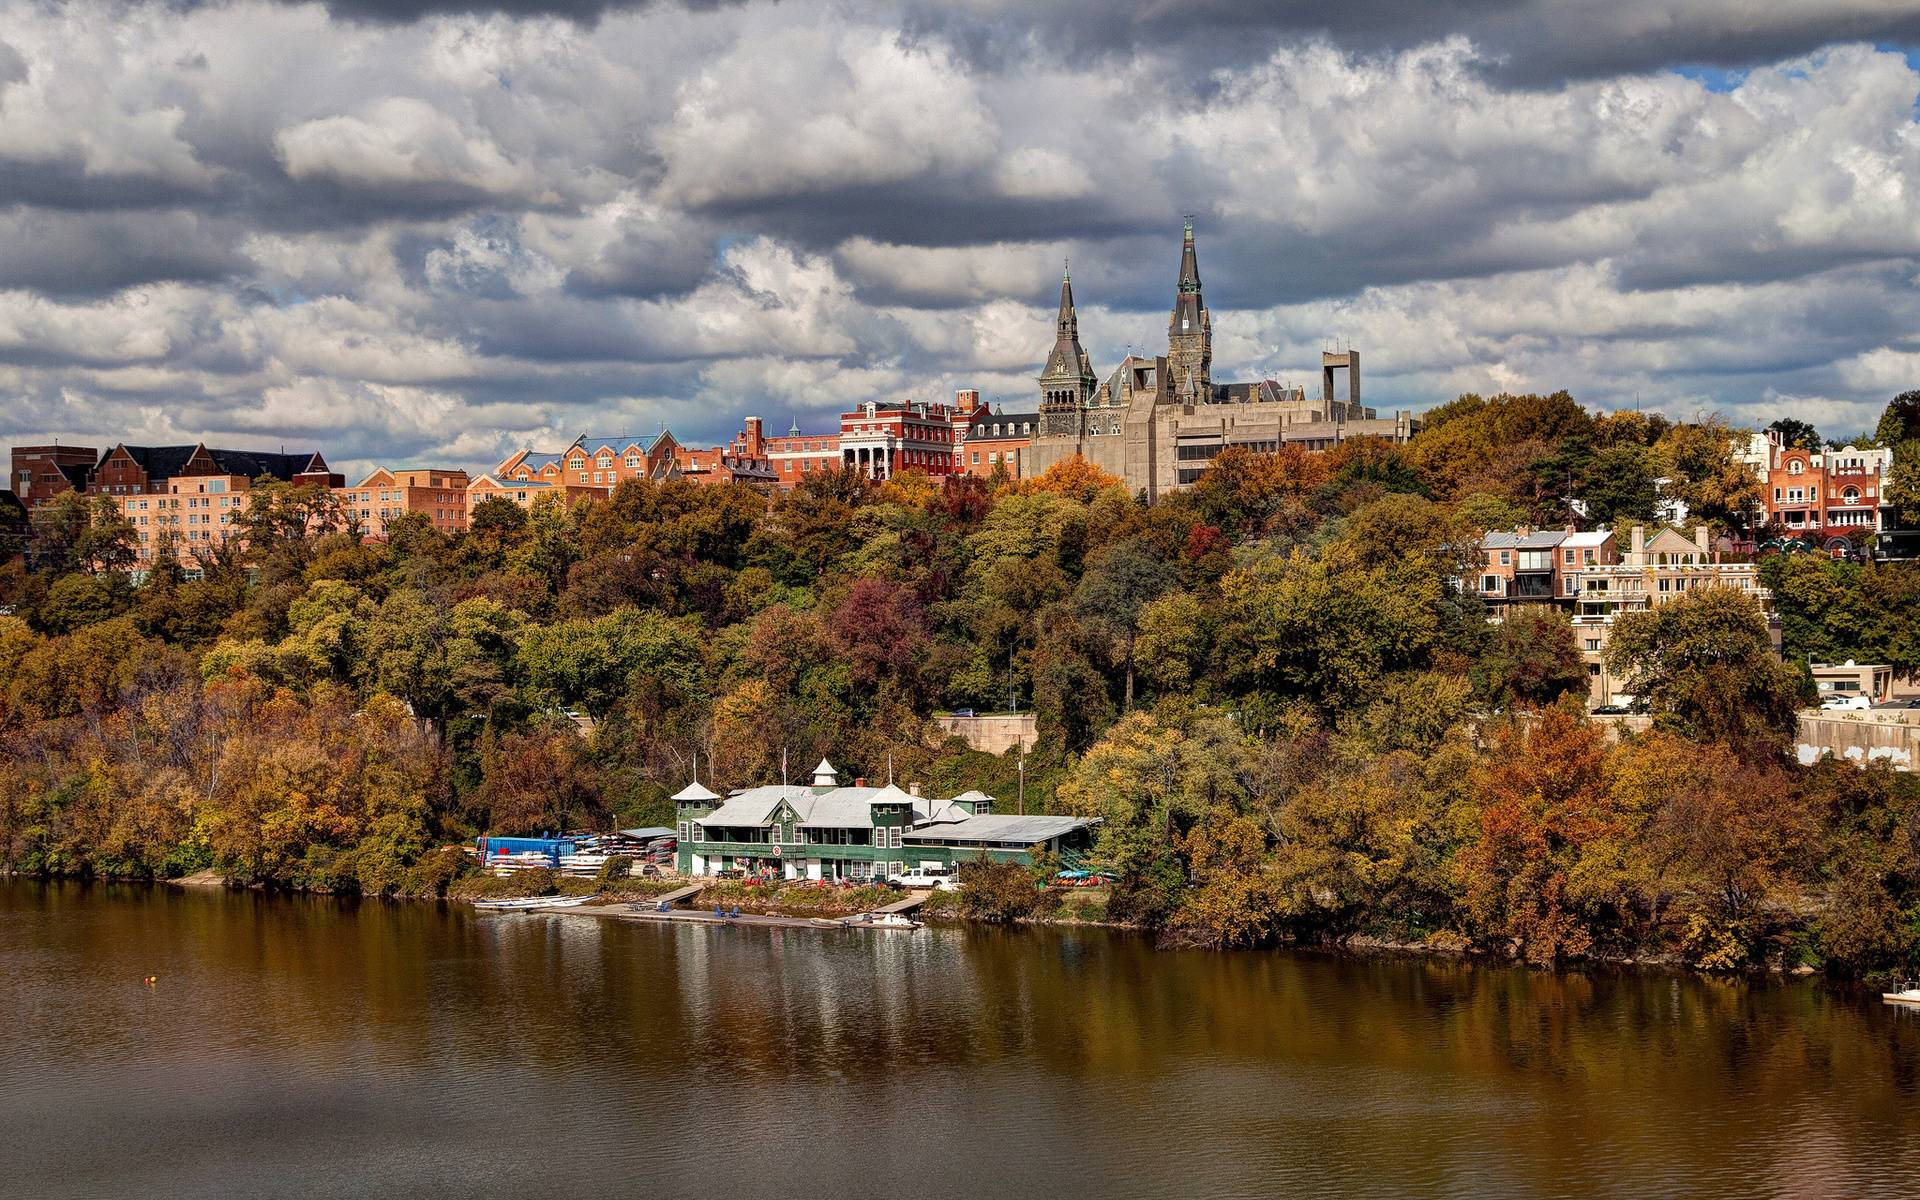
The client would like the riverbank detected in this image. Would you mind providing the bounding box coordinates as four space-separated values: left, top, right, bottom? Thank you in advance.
14 865 1878 983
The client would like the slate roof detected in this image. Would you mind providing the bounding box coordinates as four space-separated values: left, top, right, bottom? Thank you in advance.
1483 530 1571 550
106 444 326 484
903 814 1095 844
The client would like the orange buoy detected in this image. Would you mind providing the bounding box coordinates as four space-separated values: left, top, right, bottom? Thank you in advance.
143 975 158 987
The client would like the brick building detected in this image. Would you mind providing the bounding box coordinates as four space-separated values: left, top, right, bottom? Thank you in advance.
763 421 844 486
115 473 259 568
1744 431 1890 552
90 444 340 497
1472 524 1772 704
336 468 472 539
9 444 99 506
956 403 1038 479
838 399 960 480
465 473 609 513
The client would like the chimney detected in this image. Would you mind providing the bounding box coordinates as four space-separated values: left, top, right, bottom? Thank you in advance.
1630 525 1645 563
908 782 922 797
1694 525 1711 557
855 777 867 788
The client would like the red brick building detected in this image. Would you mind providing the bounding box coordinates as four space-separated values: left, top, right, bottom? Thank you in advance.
838 399 960 480
90 444 340 497
9 444 99 506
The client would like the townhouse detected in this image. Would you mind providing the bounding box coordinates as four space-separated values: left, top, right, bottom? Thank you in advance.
1472 524 1772 703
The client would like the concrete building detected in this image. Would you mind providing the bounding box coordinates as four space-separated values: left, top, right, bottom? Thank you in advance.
674 759 1095 880
1811 661 1895 704
9 444 98 506
335 468 472 540
1025 221 1417 499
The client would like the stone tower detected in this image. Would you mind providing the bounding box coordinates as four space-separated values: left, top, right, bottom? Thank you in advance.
1038 264 1099 437
1167 218 1212 405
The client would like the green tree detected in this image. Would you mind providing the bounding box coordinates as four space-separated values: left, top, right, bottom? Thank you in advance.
1766 418 1822 451
1605 586 1811 749
1072 538 1177 707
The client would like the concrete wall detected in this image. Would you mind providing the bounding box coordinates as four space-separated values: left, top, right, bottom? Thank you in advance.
933 713 1038 755
1796 711 1919 771
1582 710 1916 771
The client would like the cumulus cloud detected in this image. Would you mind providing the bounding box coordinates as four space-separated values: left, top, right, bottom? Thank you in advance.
0 0 1917 472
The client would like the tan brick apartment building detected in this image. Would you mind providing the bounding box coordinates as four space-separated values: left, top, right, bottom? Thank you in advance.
336 468 471 539
1473 524 1772 703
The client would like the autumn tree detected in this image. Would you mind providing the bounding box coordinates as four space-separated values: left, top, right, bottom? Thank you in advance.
1479 606 1586 710
1605 586 1811 750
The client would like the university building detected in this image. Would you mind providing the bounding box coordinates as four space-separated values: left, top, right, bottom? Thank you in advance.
335 468 471 539
674 759 1096 881
1024 221 1417 499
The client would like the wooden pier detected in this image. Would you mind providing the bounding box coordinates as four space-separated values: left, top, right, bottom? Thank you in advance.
874 890 933 914
648 882 707 907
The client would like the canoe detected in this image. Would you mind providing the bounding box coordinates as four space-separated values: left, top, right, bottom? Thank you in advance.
472 896 593 912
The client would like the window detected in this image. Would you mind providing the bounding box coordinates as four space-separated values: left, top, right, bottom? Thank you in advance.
1481 574 1500 593
1498 550 1511 565
1564 548 1574 564
1584 638 1601 651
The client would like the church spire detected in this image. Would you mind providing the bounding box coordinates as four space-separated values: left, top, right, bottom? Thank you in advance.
1043 263 1089 379
1168 217 1212 403
1039 259 1099 434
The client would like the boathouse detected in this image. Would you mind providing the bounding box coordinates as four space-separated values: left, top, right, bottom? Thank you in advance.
673 761 1096 880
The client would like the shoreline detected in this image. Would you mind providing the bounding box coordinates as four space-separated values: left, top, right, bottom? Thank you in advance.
0 871 1876 984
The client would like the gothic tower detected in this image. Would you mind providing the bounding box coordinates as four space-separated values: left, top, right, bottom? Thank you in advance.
1167 218 1212 404
1038 264 1099 437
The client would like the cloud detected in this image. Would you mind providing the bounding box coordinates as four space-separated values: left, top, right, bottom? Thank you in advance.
0 0 1916 473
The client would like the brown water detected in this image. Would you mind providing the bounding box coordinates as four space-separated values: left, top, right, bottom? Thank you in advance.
2 880 1917 1199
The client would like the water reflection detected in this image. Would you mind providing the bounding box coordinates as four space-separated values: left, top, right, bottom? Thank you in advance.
1 880 1915 1199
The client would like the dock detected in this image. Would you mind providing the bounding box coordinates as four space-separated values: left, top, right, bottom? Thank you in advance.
649 882 708 907
874 890 933 914
620 908 859 931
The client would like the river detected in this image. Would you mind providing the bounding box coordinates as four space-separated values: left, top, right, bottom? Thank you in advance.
2 880 1917 1199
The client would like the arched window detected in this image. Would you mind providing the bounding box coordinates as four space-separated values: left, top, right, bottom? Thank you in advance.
1787 459 1804 475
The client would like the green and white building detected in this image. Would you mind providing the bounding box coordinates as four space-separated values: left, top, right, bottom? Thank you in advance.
674 759 1096 880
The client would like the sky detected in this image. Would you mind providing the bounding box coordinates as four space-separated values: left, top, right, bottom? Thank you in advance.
2 0 1919 481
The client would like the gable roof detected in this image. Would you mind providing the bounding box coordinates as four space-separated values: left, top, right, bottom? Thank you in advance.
903 814 1095 844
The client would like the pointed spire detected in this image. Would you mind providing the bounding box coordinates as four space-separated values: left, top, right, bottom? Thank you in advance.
1178 215 1201 296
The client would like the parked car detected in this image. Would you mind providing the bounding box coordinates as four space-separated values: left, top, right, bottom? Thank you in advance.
950 708 977 718
1821 693 1873 711
1592 704 1632 715
887 865 960 891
